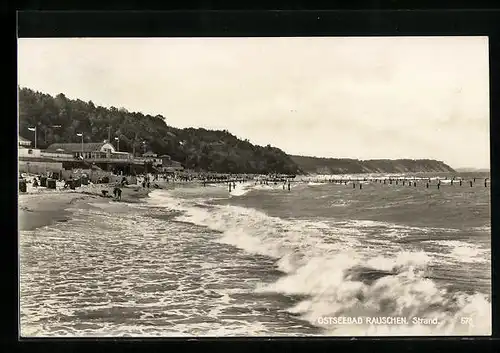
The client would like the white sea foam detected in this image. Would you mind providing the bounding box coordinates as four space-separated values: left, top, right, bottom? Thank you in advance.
428 240 489 264
21 200 281 337
229 182 253 197
146 189 491 336
22 186 489 337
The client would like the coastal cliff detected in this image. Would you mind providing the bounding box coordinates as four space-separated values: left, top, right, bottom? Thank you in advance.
290 156 456 174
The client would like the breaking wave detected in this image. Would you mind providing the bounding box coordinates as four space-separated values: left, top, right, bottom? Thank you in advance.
146 189 491 336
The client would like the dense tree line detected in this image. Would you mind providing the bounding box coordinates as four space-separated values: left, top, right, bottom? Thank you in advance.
18 87 300 174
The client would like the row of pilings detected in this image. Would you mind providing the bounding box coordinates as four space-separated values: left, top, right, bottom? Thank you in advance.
200 174 490 192
304 176 490 190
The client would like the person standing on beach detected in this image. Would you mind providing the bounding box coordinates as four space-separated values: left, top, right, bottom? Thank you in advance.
112 184 122 200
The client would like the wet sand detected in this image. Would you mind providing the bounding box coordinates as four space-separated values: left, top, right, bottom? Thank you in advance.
18 185 151 231
18 179 217 232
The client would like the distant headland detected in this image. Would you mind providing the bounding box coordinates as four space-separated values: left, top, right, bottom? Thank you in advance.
290 155 456 175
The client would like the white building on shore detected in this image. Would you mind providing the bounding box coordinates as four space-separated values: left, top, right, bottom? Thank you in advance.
18 135 31 148
46 142 118 160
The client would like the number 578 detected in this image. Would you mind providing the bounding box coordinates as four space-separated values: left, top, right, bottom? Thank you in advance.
461 317 473 325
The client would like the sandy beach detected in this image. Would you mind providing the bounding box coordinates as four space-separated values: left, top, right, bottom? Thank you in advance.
18 183 151 231
17 175 217 232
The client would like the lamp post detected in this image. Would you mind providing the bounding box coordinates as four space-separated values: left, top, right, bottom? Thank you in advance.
142 141 147 173
115 136 120 152
28 126 37 148
77 133 83 158
132 133 138 157
179 140 187 171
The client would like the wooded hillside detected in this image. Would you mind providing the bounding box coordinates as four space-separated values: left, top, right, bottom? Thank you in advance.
18 87 300 174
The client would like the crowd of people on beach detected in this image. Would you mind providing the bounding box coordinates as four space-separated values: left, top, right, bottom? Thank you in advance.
31 168 458 201
19 169 298 195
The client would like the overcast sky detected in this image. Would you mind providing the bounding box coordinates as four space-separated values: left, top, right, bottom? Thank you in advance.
18 37 489 169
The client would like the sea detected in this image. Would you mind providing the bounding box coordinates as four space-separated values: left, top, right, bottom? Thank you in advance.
19 172 491 337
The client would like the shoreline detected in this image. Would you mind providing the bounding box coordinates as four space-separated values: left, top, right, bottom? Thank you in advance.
19 171 490 232
17 179 242 232
19 193 97 231
18 184 151 231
